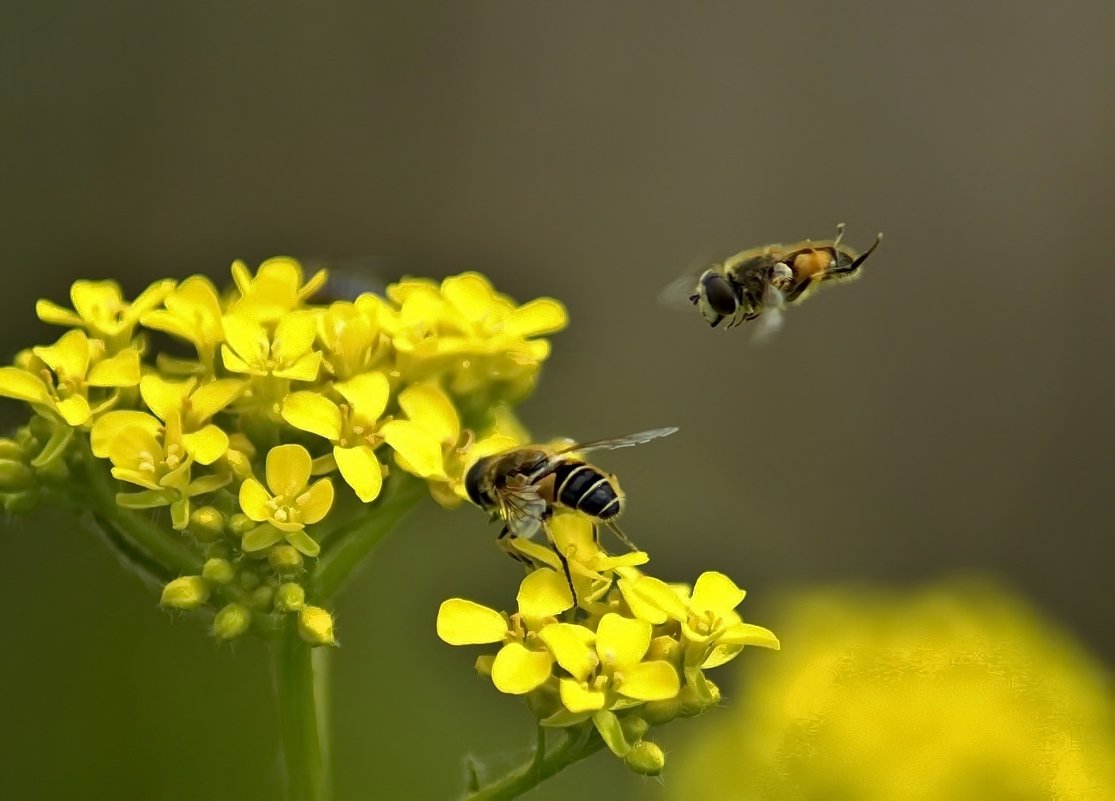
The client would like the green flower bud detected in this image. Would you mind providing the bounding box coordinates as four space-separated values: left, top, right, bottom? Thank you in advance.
678 678 721 717
646 635 683 663
268 545 304 574
624 740 665 776
201 558 235 585
36 456 69 484
275 582 305 613
298 606 337 646
3 489 39 514
475 654 495 678
27 415 53 442
249 585 275 612
641 696 683 725
0 459 30 487
0 438 24 461
206 541 232 560
14 427 37 453
213 603 252 641
228 513 255 537
239 570 262 591
619 715 649 744
188 506 226 543
160 576 210 610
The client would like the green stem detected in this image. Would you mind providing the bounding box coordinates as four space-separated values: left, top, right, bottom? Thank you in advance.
273 619 328 801
82 450 203 576
311 473 427 600
465 727 604 801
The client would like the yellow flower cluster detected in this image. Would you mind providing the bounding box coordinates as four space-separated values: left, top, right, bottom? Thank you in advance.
437 515 779 774
673 582 1115 800
0 259 565 644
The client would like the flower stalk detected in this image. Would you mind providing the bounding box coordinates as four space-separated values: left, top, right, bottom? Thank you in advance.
465 727 605 801
273 618 328 801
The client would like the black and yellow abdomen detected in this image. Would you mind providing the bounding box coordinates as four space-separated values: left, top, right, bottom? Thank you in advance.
551 460 622 520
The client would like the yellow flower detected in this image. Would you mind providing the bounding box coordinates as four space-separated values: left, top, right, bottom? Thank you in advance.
619 570 779 700
380 382 518 507
221 312 322 382
437 568 574 695
92 374 243 466
0 329 139 427
228 257 327 323
238 444 334 556
280 372 391 502
317 301 390 380
36 278 174 350
139 276 225 371
388 273 567 400
673 582 1115 801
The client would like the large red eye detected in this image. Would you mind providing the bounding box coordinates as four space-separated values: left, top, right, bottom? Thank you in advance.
701 272 738 316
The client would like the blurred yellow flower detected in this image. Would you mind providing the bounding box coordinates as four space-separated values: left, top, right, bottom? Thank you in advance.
673 582 1115 801
36 278 174 350
229 256 327 323
239 444 333 556
139 276 225 371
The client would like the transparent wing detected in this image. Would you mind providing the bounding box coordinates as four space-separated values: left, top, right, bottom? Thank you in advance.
496 484 548 540
657 273 701 312
750 284 785 344
554 426 679 457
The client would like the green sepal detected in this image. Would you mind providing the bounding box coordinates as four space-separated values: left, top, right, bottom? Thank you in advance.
117 489 174 509
30 425 73 469
592 710 634 757
242 523 284 552
170 498 190 530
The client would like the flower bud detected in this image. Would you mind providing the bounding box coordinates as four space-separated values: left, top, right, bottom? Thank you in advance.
268 545 304 574
27 415 53 442
188 506 226 542
206 541 232 560
239 570 262 590
641 696 682 725
249 585 275 612
228 513 255 537
619 715 649 744
213 603 251 640
646 635 682 663
160 576 210 610
624 740 665 776
475 654 495 677
275 582 305 613
3 489 39 514
298 606 337 646
202 558 235 585
0 459 31 492
678 678 721 717
0 438 25 461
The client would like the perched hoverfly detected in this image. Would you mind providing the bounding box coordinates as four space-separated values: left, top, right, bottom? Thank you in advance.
661 224 883 338
463 427 678 560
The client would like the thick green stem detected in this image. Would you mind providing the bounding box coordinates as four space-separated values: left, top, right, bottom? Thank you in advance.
311 473 427 600
465 728 605 801
273 620 328 801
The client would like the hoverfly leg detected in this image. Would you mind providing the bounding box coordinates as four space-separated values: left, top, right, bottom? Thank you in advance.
605 521 639 552
826 231 884 278
541 519 579 606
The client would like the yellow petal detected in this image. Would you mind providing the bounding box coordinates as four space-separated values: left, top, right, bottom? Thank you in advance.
139 374 193 421
517 568 574 622
718 622 780 650
436 598 507 645
274 351 322 382
381 420 447 479
616 577 668 625
91 411 162 458
397 383 459 444
221 314 268 364
615 660 679 701
282 392 342 441
87 349 140 388
333 372 390 422
266 444 312 497
690 571 746 616
220 344 253 374
181 425 229 465
296 478 334 524
70 280 123 325
35 299 83 327
55 395 92 426
507 298 567 337
242 523 284 552
491 643 553 695
128 279 175 318
34 330 89 380
441 273 496 321
334 445 383 503
539 623 597 683
595 613 652 668
238 478 273 522
559 679 606 714
627 575 689 622
186 379 244 421
0 368 50 404
274 311 318 362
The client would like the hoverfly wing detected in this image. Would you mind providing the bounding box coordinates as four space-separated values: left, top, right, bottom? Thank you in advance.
657 273 701 311
554 426 679 456
750 283 786 344
498 484 549 540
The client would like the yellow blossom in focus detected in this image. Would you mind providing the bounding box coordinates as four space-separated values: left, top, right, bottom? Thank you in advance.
36 278 174 351
139 276 225 372
238 444 334 556
673 582 1115 801
228 257 327 323
221 312 322 383
316 301 389 380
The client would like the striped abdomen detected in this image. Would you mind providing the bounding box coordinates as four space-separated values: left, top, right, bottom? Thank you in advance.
550 460 622 520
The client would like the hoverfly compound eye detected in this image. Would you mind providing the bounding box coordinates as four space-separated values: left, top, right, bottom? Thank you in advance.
463 459 491 507
698 271 738 323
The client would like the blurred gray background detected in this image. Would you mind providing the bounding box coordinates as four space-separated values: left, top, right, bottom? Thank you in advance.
1 2 1112 799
